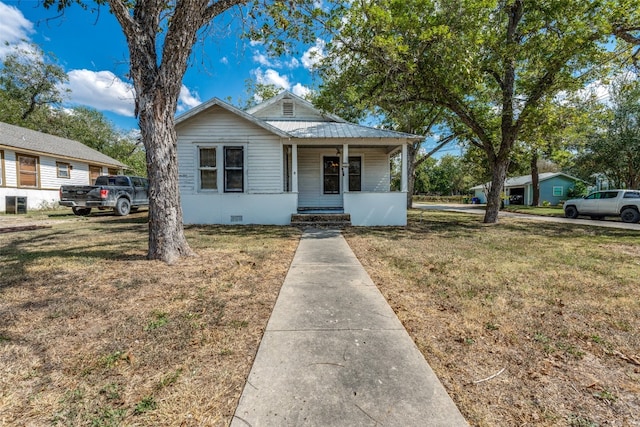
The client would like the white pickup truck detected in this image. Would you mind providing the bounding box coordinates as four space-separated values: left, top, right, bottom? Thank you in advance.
564 190 640 223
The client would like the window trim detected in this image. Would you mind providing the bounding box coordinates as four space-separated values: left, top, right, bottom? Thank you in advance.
552 186 563 197
224 146 244 193
0 150 4 187
17 153 39 188
198 146 218 191
57 162 71 179
348 156 362 192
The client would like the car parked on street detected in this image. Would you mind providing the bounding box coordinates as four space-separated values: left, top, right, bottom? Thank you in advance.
564 189 640 223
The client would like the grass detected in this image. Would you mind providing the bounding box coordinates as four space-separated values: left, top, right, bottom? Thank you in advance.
0 212 300 426
2 209 639 426
343 209 640 426
501 205 566 216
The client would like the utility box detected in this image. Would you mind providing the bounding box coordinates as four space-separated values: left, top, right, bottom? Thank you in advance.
5 196 27 214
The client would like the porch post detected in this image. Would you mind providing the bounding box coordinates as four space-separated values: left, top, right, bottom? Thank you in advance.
401 142 408 193
292 144 298 193
342 143 349 193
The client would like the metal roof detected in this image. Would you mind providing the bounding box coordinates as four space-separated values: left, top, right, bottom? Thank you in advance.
0 121 127 168
267 120 424 140
470 172 581 190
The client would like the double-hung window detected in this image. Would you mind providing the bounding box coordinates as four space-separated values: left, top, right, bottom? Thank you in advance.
199 147 217 190
18 154 38 188
349 156 362 191
57 162 71 179
224 147 244 192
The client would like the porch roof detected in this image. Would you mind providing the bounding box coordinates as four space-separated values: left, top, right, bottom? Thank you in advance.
267 120 424 141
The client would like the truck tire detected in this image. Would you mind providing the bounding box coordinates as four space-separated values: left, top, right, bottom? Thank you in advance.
114 198 131 216
620 207 640 223
564 205 579 219
72 207 92 216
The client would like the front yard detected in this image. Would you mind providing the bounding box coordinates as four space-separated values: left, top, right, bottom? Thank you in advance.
1 210 638 426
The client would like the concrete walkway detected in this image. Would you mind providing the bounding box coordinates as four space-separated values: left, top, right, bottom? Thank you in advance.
231 229 468 427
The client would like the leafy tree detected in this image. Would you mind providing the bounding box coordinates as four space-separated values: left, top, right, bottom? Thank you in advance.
0 43 69 121
42 0 324 263
316 0 619 223
575 76 640 189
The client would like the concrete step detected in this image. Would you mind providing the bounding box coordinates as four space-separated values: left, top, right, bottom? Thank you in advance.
291 213 351 228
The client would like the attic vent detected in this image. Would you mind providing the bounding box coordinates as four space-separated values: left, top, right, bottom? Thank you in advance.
230 215 243 223
282 100 294 117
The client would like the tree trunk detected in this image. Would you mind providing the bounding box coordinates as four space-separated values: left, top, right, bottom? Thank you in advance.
140 106 195 264
483 157 509 223
531 149 539 206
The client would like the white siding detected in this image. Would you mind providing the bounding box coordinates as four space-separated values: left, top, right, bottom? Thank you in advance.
176 106 284 195
297 147 391 208
252 98 326 121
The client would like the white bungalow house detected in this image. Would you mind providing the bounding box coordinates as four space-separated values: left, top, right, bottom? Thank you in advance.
0 122 126 212
175 91 424 226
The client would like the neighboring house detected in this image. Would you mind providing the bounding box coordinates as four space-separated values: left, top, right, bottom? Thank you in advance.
0 122 126 212
175 91 424 226
470 172 585 206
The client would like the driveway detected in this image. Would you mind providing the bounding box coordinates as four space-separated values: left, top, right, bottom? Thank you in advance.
413 203 640 231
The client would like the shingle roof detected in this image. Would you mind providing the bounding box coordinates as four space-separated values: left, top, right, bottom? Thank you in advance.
0 122 126 168
267 120 424 140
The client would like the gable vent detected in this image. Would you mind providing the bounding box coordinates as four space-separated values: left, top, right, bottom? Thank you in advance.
282 100 294 117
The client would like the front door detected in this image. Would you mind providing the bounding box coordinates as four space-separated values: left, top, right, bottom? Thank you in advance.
297 150 344 210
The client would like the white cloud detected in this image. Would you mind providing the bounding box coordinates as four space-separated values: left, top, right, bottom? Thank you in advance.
301 39 326 70
254 68 291 90
66 69 136 117
220 56 229 65
0 2 36 58
286 57 301 69
253 52 274 67
292 83 310 98
177 85 201 112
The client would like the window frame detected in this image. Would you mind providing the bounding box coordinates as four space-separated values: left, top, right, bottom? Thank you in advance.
224 146 244 193
552 186 563 197
17 154 39 188
0 150 4 187
198 146 218 191
56 162 71 179
348 156 362 192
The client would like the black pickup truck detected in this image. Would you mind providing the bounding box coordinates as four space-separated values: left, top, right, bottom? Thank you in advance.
59 175 149 216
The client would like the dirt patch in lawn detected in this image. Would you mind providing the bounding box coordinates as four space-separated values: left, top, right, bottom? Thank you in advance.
344 210 640 427
0 212 300 426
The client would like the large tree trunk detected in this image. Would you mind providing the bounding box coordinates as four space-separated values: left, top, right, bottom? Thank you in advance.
484 157 509 223
140 105 195 263
531 149 539 206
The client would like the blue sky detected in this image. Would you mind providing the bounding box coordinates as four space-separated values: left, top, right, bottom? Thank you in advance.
0 1 323 132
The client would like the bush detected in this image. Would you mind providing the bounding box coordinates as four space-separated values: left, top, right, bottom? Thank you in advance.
567 182 588 198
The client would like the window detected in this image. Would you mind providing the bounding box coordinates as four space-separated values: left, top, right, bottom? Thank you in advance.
199 147 217 190
224 147 244 192
623 191 640 199
552 186 563 197
89 165 102 184
57 162 71 179
18 154 38 187
323 156 340 194
349 156 362 192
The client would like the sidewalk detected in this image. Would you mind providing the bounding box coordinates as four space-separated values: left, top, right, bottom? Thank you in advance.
231 229 468 426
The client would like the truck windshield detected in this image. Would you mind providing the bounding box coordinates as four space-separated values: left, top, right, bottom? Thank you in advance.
95 176 129 186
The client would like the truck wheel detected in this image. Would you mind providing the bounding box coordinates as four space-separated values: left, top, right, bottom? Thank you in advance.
564 206 579 219
72 207 92 216
114 198 131 216
620 207 640 223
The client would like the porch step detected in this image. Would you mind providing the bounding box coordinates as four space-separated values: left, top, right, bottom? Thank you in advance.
290 213 351 228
